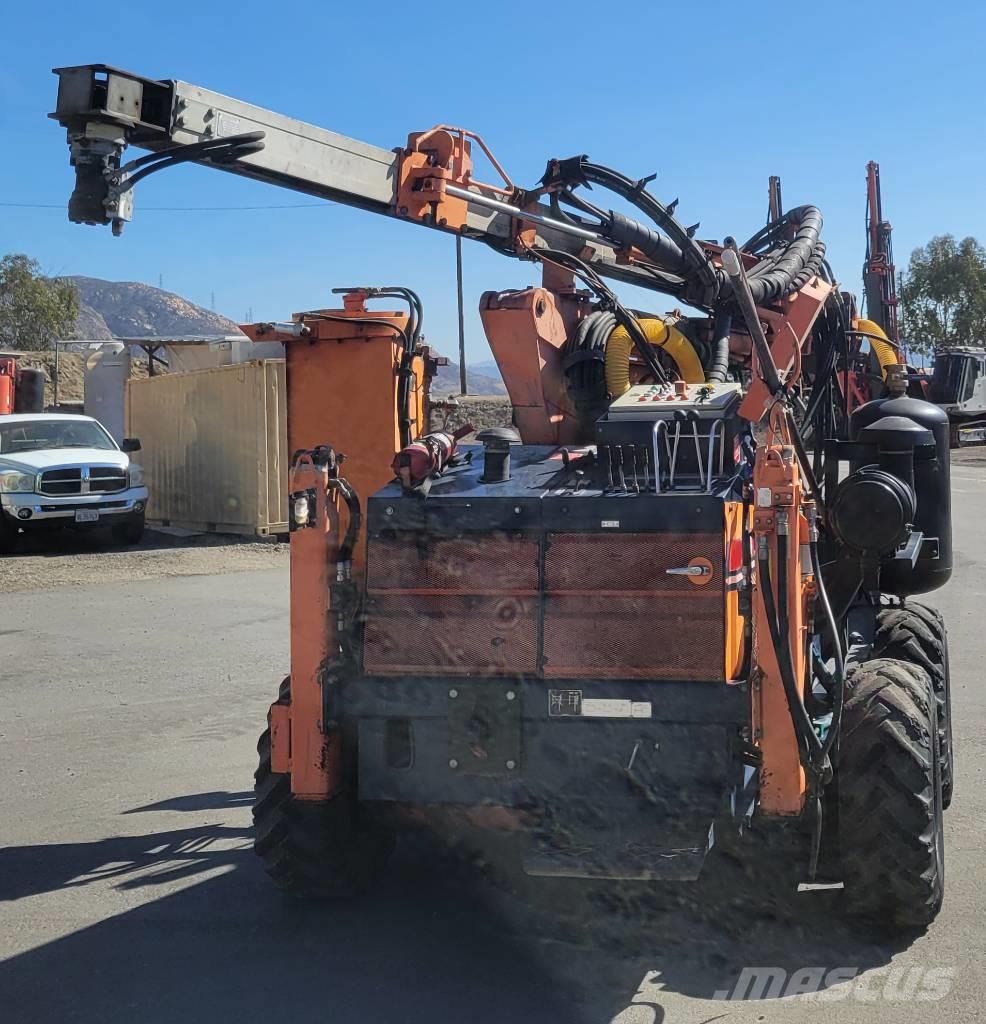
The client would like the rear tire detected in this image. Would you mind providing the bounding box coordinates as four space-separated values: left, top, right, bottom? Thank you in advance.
253 678 393 897
875 600 954 807
838 658 944 931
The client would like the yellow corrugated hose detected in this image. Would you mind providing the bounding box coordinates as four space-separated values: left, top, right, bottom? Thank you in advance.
854 318 902 381
604 318 706 396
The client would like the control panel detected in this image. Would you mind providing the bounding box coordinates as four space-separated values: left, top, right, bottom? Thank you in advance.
607 381 742 420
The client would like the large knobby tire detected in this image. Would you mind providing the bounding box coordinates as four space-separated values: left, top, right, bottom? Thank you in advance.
253 678 393 897
874 601 954 808
838 658 944 930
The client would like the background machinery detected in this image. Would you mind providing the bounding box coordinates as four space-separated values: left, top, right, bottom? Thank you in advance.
51 64 954 929
860 161 986 444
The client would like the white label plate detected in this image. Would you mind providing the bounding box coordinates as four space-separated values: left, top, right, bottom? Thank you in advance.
581 698 653 719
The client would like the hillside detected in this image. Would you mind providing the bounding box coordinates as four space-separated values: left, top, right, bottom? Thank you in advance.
44 275 506 396
432 358 506 397
63 276 243 341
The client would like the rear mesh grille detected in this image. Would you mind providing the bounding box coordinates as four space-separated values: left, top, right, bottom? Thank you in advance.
362 531 725 680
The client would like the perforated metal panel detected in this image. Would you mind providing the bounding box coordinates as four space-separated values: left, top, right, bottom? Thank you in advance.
543 533 724 680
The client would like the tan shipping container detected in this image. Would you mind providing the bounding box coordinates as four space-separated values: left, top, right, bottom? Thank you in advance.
125 360 288 536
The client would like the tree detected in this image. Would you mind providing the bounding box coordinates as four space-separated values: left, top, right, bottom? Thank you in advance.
900 235 986 354
0 254 78 351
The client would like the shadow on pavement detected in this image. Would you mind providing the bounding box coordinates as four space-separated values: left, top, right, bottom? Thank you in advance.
0 792 916 1024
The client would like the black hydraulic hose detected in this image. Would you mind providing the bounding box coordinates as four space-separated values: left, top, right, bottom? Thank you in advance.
723 206 825 308
743 207 824 305
605 210 689 276
811 538 845 763
578 161 719 299
123 133 267 189
786 410 826 520
707 308 732 383
721 244 783 397
760 536 824 761
526 246 669 385
331 477 361 565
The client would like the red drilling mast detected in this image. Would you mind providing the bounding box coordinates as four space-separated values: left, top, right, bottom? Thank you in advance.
863 160 900 344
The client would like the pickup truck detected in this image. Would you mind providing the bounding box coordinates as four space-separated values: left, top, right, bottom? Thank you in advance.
0 413 148 552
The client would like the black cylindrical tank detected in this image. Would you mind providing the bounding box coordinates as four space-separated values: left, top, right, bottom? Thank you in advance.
849 396 951 594
14 368 46 414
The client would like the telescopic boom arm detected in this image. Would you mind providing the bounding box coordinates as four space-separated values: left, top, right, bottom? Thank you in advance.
49 64 686 296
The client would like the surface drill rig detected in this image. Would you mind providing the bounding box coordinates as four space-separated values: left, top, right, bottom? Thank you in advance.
51 65 954 930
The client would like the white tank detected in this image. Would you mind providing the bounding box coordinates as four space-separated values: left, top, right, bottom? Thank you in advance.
84 343 131 442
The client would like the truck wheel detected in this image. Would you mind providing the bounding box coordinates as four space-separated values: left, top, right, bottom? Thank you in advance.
838 658 944 930
875 601 954 808
252 679 393 896
112 512 145 546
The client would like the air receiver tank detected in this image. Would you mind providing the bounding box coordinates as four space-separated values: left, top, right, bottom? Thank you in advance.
849 393 951 594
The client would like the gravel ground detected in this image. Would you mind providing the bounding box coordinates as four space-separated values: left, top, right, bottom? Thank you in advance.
0 530 287 593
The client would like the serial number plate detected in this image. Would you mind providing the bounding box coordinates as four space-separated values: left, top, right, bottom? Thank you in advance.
548 689 652 719
75 510 99 523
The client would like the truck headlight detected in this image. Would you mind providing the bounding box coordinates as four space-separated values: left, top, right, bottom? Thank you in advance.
0 471 36 493
128 463 145 487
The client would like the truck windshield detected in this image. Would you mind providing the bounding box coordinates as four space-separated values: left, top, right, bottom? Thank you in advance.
0 419 116 454
930 355 974 404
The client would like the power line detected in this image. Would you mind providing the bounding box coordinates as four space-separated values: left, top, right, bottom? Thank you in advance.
1 201 333 211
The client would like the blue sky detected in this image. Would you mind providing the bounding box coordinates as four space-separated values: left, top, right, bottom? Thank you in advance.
2 1 985 362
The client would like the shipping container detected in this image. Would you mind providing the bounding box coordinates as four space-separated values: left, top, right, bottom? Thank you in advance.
125 359 287 536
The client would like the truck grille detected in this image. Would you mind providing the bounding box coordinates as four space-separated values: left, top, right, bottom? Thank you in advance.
39 466 128 496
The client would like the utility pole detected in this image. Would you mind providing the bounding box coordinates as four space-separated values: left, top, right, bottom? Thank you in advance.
456 234 467 395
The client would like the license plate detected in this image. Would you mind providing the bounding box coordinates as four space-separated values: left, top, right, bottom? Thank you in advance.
75 510 99 523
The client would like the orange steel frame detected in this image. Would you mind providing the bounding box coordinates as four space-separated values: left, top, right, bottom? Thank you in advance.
245 281 821 816
241 295 425 800
751 406 814 814
240 120 834 818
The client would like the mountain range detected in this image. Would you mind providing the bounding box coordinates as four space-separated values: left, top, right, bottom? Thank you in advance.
63 276 506 395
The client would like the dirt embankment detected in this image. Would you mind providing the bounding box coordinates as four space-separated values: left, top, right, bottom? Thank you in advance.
429 395 513 437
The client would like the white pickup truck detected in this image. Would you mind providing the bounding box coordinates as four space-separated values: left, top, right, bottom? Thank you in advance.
0 413 149 552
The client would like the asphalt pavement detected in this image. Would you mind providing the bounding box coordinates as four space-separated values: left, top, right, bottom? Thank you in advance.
1 464 984 1023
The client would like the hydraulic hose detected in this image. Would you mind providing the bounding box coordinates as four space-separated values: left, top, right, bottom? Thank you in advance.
707 309 732 383
810 535 845 763
852 318 900 381
721 245 783 397
604 318 705 396
759 534 823 763
729 206 825 306
578 161 720 301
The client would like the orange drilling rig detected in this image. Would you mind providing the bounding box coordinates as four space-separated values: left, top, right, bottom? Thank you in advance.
51 65 953 929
